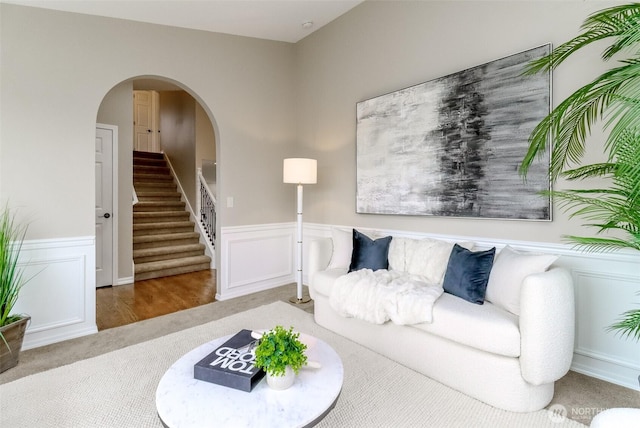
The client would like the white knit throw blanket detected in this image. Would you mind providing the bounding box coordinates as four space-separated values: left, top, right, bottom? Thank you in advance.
329 269 443 325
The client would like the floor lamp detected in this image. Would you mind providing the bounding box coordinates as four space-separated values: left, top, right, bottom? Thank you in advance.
283 158 317 304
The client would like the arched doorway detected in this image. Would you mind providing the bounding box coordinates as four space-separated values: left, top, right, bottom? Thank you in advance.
95 76 219 330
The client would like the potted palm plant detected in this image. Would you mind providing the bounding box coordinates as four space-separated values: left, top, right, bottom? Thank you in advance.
254 325 308 390
0 204 31 372
520 4 640 341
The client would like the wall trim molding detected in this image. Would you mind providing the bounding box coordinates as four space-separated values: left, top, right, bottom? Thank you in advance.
17 226 639 392
218 223 294 301
117 276 134 286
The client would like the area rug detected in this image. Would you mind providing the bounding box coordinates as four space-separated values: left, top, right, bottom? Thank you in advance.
0 301 584 427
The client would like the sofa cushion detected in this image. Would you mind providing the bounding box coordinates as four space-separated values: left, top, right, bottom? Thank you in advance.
442 245 495 304
327 228 353 269
413 292 521 357
314 269 521 357
485 246 558 315
349 229 392 272
387 237 408 272
312 268 347 297
404 238 475 285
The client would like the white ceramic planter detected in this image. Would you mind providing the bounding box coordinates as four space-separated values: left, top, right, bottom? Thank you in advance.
266 366 295 390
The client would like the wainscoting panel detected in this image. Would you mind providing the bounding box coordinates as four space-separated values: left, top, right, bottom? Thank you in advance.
564 256 640 391
12 237 97 350
218 224 295 301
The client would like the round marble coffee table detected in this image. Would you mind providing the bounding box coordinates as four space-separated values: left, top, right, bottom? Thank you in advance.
156 332 343 428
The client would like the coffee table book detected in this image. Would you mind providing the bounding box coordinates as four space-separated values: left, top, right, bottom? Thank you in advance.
194 329 265 392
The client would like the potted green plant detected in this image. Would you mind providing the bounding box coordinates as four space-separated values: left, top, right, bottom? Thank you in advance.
520 4 640 341
254 325 308 390
0 204 31 373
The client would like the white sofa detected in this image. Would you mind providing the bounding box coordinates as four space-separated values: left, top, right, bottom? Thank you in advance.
308 233 575 412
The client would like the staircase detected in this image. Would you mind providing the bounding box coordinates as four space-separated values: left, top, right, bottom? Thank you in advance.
133 151 211 281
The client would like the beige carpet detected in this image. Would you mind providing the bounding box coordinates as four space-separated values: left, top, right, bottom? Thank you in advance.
0 301 585 428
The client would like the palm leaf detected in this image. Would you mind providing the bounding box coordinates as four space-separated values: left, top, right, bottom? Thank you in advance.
594 6 640 59
564 235 640 253
547 182 640 251
607 305 640 341
527 4 640 341
524 4 640 73
520 61 638 179
603 61 640 152
561 163 617 180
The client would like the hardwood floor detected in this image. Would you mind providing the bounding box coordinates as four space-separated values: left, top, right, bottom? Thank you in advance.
96 269 216 330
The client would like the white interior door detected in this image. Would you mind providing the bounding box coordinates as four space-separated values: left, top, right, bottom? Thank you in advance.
134 90 154 152
96 125 115 288
151 90 160 152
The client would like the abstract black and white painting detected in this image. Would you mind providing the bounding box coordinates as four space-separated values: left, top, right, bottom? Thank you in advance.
356 45 551 220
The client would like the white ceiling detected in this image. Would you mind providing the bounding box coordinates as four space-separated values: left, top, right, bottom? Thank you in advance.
2 0 364 43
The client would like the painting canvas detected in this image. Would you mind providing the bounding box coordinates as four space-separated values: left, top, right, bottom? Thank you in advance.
356 45 551 220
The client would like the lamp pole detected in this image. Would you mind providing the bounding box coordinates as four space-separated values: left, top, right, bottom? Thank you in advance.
291 183 309 304
283 158 316 305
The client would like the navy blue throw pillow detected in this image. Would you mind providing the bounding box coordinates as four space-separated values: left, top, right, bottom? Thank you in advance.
442 244 496 304
348 229 392 272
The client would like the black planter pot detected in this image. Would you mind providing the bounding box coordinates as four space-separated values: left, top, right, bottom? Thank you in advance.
0 315 30 373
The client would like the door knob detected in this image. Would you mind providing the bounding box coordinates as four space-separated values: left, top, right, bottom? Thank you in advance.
147 129 152 133
103 213 111 219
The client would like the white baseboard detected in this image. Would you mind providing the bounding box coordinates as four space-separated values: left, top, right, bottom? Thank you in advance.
116 276 134 286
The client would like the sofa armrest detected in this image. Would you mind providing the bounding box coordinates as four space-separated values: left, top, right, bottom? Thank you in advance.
308 238 333 295
520 267 575 385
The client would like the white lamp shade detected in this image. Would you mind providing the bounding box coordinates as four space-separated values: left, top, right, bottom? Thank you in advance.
283 158 317 184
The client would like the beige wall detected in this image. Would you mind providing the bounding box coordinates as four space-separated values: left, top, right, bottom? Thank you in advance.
159 91 197 205
0 3 296 242
196 102 217 167
97 81 134 280
294 0 619 244
0 1 623 249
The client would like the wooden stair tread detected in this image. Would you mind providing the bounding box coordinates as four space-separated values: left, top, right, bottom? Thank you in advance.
134 220 194 229
135 201 186 207
133 157 166 165
133 173 174 181
135 255 211 273
133 183 174 188
133 231 199 243
133 151 164 159
134 243 205 257
134 201 186 212
134 263 211 281
136 191 181 197
134 211 187 217
133 212 190 223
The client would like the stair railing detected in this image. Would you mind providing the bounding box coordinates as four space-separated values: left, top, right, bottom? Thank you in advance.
197 168 216 248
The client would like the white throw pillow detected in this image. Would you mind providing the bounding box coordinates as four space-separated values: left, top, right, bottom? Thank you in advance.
404 238 474 285
388 237 408 271
485 245 558 315
327 228 353 269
